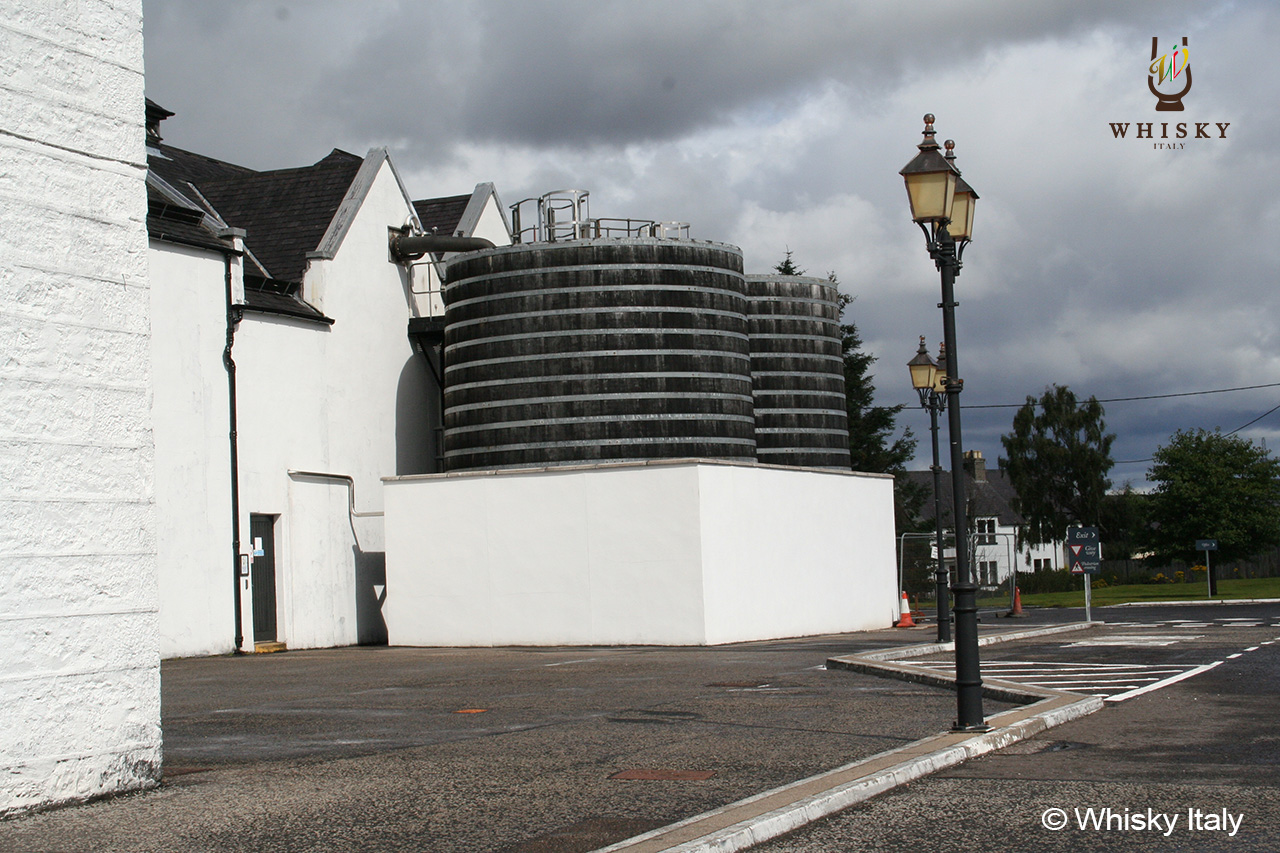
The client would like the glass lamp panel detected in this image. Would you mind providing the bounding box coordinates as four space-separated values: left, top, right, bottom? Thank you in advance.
908 358 937 391
903 170 956 223
949 190 975 240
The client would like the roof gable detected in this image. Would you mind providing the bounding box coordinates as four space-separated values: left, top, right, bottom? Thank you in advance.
903 466 1026 528
192 149 363 283
413 194 470 236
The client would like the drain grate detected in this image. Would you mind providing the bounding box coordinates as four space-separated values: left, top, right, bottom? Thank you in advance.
609 768 716 781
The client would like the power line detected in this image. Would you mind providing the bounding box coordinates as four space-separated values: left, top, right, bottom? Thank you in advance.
1111 401 1280 466
962 381 1280 410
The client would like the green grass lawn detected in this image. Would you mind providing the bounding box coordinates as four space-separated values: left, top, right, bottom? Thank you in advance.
978 576 1280 609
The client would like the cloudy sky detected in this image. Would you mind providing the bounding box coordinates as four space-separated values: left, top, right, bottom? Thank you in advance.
143 0 1280 489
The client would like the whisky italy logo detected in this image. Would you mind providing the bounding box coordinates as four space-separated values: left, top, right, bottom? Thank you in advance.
1149 36 1191 111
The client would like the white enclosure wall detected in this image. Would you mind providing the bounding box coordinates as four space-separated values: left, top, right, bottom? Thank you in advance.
697 463 898 644
0 0 161 815
383 461 897 647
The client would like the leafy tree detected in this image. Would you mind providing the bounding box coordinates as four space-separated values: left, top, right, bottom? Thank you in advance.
998 385 1115 547
1148 428 1280 563
1098 483 1152 560
772 253 921 526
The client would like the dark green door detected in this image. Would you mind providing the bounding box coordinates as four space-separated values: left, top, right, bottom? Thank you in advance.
250 514 277 642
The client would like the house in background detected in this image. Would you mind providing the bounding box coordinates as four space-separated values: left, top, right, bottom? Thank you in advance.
904 450 1062 587
145 101 509 658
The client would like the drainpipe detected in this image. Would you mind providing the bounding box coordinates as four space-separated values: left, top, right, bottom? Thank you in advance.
220 227 248 653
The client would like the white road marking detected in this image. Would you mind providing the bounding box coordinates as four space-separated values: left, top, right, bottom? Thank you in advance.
912 660 1202 700
1246 646 1260 652
1064 634 1201 647
543 658 599 667
1228 653 1243 659
1105 661 1224 703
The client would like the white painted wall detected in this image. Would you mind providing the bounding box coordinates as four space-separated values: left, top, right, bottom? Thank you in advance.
146 157 511 657
383 461 897 647
149 243 234 656
0 0 160 815
231 159 421 651
698 463 898 643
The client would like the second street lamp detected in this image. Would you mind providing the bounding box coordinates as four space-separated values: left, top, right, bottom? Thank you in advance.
908 337 950 643
900 114 987 732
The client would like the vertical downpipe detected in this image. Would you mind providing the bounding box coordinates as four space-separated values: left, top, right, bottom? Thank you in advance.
221 229 247 653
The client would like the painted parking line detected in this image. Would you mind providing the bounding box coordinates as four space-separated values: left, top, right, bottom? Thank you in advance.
1063 634 1202 647
910 660 1204 701
1105 661 1223 702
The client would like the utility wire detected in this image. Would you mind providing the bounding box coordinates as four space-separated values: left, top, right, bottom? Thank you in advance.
962 381 1280 409
961 381 1280 467
1111 401 1280 465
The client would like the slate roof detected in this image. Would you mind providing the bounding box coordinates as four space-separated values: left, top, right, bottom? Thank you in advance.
413 194 470 236
903 465 1026 528
144 101 367 323
147 141 255 188
192 149 363 284
145 181 230 253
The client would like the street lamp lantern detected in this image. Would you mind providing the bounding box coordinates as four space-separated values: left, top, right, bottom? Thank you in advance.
899 114 958 224
907 336 951 644
943 140 978 243
908 336 938 394
901 114 987 732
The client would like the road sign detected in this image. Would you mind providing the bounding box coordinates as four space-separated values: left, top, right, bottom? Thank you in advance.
1066 526 1102 574
1196 539 1218 551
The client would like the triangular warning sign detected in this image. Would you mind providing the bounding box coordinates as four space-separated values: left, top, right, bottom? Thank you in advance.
1070 545 1083 556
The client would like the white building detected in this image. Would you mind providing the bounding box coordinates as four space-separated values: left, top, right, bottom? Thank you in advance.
146 106 509 657
906 450 1062 588
1 0 161 816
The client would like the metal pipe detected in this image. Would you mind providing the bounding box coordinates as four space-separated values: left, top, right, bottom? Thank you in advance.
390 233 495 261
286 470 384 518
223 253 244 654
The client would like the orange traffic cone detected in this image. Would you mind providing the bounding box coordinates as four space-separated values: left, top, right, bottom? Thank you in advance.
895 591 916 627
1008 586 1026 618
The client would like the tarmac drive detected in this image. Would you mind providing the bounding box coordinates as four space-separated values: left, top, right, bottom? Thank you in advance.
751 603 1280 852
0 628 1021 853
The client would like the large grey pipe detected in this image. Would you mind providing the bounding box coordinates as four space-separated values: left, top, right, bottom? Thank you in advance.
391 233 495 261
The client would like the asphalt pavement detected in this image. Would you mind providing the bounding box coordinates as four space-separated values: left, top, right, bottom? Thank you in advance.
750 601 1280 852
2 603 1272 852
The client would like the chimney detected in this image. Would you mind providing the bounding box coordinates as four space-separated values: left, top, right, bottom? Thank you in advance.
145 98 174 143
963 449 986 483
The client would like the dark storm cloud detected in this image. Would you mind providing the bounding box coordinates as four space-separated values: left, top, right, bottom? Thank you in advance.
147 0 1206 166
142 0 1280 487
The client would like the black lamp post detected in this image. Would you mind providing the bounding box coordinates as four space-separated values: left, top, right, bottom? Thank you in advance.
908 337 950 643
900 114 987 731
